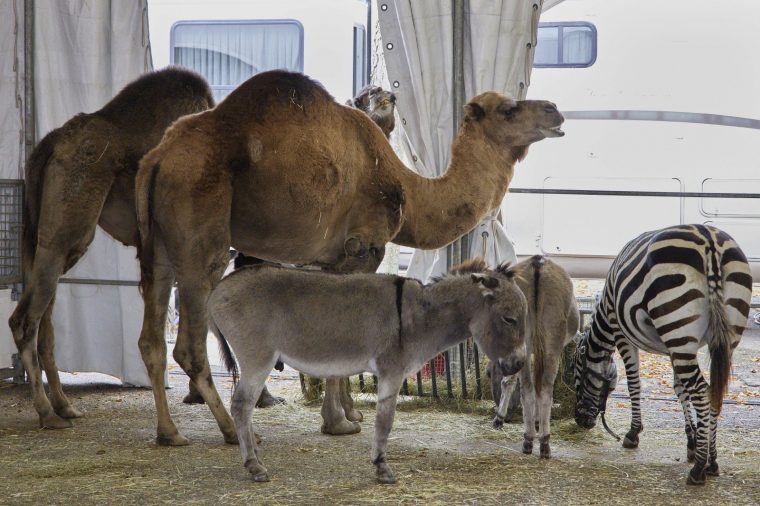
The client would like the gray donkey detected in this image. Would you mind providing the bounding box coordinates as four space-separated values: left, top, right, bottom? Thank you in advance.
485 256 579 458
208 261 528 484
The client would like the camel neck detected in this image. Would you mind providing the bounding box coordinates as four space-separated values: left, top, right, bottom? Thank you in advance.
391 128 519 250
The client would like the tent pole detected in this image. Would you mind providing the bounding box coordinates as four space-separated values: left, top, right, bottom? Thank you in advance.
449 0 467 271
23 0 35 164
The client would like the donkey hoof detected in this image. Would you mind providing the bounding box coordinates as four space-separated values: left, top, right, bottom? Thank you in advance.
256 392 286 408
246 461 270 482
687 465 706 485
182 392 206 405
40 413 74 429
55 405 84 419
255 433 262 445
321 419 361 435
376 468 397 484
346 409 364 423
706 461 720 476
224 431 240 445
522 439 534 455
156 432 190 447
540 443 551 459
492 416 504 429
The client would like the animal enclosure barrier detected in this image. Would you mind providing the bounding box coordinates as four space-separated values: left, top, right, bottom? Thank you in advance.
0 180 23 288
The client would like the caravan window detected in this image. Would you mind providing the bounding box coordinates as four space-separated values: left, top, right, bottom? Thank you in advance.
353 24 367 96
171 20 304 102
534 22 596 68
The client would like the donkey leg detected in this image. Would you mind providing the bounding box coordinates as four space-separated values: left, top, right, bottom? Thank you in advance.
9 247 70 429
617 339 643 449
537 354 563 459
137 248 187 446
672 371 696 462
232 363 275 482
492 374 517 428
340 377 363 422
518 362 537 454
321 378 361 435
37 296 82 419
371 374 404 484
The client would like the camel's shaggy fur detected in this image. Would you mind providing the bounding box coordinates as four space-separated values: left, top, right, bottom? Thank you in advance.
134 69 564 445
8 68 213 430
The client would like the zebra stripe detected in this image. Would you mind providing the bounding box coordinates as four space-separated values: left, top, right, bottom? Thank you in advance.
574 224 752 485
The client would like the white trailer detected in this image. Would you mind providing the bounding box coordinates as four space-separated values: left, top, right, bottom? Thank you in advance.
505 0 760 278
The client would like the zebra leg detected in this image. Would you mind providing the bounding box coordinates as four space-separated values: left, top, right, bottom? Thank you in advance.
673 361 710 485
672 371 696 462
518 363 537 455
706 406 720 476
617 339 643 449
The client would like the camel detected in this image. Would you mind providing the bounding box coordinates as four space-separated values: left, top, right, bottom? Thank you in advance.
8 68 214 430
135 69 564 445
185 83 397 407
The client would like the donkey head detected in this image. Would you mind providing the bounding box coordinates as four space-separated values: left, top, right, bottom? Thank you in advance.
469 263 528 377
573 329 619 429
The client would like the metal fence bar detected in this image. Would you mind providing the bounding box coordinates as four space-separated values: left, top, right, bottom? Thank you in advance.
458 341 467 398
473 342 482 400
402 378 409 396
416 371 424 397
430 358 439 398
509 188 760 199
443 350 453 399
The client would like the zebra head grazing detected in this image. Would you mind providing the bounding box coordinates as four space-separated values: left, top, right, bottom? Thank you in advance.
573 329 619 429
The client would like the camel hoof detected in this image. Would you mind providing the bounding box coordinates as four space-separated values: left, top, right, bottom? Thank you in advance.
256 393 286 408
687 465 706 485
345 408 363 423
55 405 84 419
156 432 190 447
40 413 74 429
492 416 504 429
321 419 361 435
706 461 720 476
182 392 205 405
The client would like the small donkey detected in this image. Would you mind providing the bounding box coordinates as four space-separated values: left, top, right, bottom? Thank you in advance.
208 261 528 484
484 256 579 458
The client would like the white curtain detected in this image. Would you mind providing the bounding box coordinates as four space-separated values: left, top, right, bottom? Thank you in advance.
32 0 152 385
379 0 542 281
173 22 302 102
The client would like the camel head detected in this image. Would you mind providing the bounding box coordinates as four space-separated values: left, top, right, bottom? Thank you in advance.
463 92 564 148
347 85 397 138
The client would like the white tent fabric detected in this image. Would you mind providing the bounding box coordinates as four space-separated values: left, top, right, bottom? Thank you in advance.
378 0 542 281
0 0 154 384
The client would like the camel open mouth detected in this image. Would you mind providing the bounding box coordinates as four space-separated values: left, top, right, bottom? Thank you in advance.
540 125 565 138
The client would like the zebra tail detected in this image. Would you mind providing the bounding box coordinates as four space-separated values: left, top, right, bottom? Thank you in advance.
531 256 547 396
208 312 239 386
707 277 732 414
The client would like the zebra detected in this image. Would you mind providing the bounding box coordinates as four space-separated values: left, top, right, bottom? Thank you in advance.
573 224 752 485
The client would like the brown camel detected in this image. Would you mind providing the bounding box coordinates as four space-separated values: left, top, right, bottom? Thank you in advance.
8 68 215 429
184 83 397 407
135 69 564 445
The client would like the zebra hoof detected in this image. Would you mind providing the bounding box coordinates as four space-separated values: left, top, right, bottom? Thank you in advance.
687 465 706 485
706 461 720 476
622 432 639 449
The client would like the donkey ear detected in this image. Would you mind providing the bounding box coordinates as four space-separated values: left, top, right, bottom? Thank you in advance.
471 273 499 289
464 102 486 122
351 86 371 110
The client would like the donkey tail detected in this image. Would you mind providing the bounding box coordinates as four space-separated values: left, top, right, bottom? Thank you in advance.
706 250 733 414
530 255 547 396
22 131 59 272
208 310 239 385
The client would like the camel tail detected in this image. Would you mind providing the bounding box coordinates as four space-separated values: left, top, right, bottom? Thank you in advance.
208 310 239 386
135 162 161 294
21 131 58 273
530 255 547 396
707 254 733 414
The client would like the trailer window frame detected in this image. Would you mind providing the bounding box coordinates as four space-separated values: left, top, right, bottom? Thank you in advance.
533 21 597 69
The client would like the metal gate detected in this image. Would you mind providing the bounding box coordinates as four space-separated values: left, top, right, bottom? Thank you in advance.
0 180 23 288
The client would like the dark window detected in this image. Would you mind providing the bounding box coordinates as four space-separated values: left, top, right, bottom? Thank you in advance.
171 20 304 102
353 24 367 96
534 22 596 68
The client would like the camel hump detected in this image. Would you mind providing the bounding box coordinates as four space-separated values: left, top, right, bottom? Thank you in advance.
216 70 335 114
98 67 214 129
